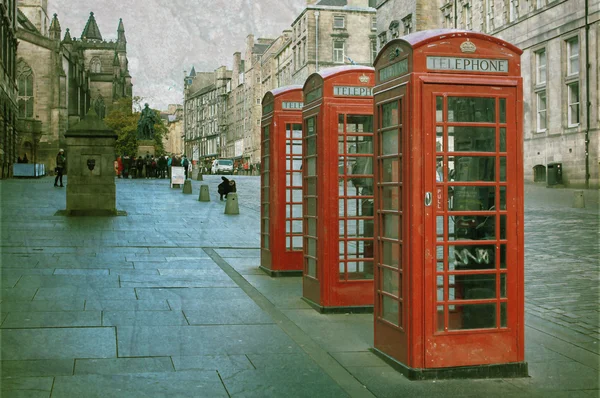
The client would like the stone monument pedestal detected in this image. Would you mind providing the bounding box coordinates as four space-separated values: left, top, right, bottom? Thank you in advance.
137 140 155 157
63 109 119 216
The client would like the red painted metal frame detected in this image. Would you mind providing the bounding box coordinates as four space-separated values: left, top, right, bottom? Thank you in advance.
260 86 304 276
301 66 376 311
372 30 524 370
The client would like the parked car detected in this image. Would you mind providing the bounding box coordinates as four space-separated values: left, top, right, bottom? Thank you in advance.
211 159 234 174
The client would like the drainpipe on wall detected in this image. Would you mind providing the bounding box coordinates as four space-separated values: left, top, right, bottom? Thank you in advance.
584 0 591 188
315 11 320 72
454 0 458 28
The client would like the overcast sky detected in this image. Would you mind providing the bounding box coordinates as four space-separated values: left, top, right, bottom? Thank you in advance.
48 0 307 110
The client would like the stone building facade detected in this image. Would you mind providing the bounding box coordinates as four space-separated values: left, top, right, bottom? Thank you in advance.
183 66 231 167
289 0 377 85
182 0 377 169
1 0 19 178
160 104 183 157
376 0 599 188
14 1 132 174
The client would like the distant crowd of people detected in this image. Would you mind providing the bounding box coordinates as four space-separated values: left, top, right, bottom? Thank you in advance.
114 153 191 180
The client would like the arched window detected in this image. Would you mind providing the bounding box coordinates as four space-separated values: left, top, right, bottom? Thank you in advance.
90 57 102 73
17 61 34 118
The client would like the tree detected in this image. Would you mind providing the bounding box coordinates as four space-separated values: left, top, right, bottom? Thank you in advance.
104 96 167 157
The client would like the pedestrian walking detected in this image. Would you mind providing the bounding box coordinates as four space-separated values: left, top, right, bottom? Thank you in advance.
130 156 137 179
54 149 66 187
145 154 152 178
117 156 123 178
182 155 189 180
136 156 144 178
123 155 130 178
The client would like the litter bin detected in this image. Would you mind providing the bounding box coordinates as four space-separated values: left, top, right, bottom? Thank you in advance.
547 162 562 185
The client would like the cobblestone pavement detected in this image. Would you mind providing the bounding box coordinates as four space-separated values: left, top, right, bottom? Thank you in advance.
0 176 598 397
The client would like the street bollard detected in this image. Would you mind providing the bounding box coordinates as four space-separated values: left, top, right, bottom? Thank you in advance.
224 192 239 215
573 190 585 208
198 184 210 202
183 179 192 194
196 173 203 181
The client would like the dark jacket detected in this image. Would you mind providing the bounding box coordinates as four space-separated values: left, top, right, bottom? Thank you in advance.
56 153 66 169
218 177 230 195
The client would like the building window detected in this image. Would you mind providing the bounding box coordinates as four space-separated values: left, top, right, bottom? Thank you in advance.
567 82 580 126
256 99 260 105
402 15 413 35
389 20 400 38
371 17 377 31
536 91 547 132
535 49 546 84
17 61 34 118
90 57 102 73
567 37 579 76
442 4 454 29
462 4 472 29
303 38 307 65
509 0 518 22
378 32 387 48
371 39 378 65
333 16 345 29
536 0 545 8
485 0 494 31
333 41 345 63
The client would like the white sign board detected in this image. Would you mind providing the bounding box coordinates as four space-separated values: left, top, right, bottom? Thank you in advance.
171 166 185 187
426 56 509 73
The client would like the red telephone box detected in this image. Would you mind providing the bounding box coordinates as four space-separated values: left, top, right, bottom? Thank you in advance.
372 30 527 378
260 86 304 276
302 66 375 312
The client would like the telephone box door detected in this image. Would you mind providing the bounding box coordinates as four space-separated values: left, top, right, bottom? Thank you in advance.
423 83 521 368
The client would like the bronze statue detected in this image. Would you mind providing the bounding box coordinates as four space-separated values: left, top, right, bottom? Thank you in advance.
137 103 156 140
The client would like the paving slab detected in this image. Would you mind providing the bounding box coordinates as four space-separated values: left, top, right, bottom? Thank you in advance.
117 325 301 357
1 311 102 328
171 354 254 376
51 371 228 398
84 299 170 311
132 259 220 269
0 327 116 360
1 287 39 301
214 248 261 258
108 269 159 276
14 275 120 289
506 359 599 392
136 287 246 302
33 287 136 301
329 351 390 368
102 310 188 326
1 359 74 377
119 273 234 286
74 357 174 375
183 300 274 325
0 300 85 312
53 269 110 275
0 376 53 397
220 367 350 398
282 309 373 352
345 366 526 398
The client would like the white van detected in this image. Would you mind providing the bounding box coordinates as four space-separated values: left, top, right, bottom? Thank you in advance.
211 159 234 175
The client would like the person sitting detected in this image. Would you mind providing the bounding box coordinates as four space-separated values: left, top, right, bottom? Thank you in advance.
218 176 231 201
22 153 28 164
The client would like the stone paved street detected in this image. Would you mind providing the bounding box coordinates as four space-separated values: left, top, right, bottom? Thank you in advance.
0 176 598 397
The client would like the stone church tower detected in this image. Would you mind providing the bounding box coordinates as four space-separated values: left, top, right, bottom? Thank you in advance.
15 1 132 172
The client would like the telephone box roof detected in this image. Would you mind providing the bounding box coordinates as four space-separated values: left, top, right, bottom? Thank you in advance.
395 29 522 54
269 85 303 97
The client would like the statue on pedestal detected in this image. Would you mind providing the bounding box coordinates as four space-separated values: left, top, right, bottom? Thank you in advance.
137 103 157 140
